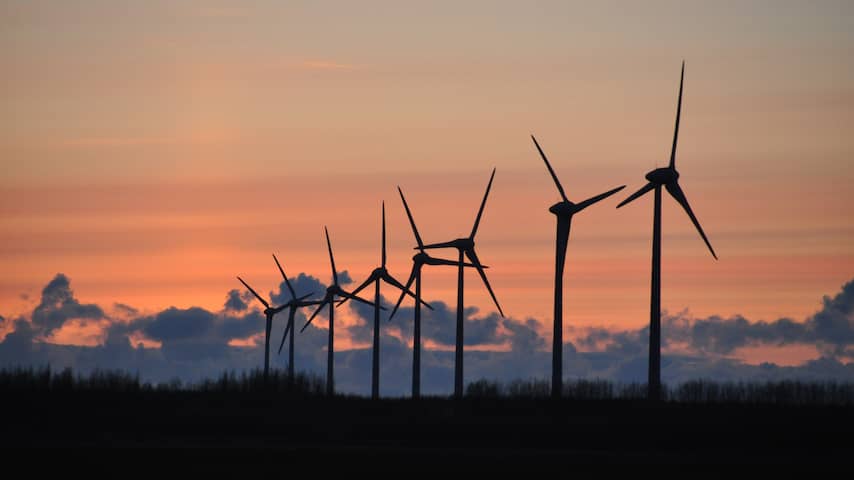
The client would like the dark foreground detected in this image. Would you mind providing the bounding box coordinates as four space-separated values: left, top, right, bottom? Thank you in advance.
5 389 852 466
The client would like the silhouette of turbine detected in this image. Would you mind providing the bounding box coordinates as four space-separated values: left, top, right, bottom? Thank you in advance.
272 254 320 379
531 135 625 399
420 168 503 399
338 202 432 399
236 275 291 381
388 186 479 398
301 226 381 396
616 62 717 401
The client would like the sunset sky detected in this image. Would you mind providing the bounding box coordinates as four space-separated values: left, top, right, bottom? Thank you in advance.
1 1 853 377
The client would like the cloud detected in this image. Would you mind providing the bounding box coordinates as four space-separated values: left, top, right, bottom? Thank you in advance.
2 274 854 395
571 278 854 360
348 295 517 348
141 307 216 342
31 274 104 334
224 289 249 312
270 273 327 305
113 303 139 317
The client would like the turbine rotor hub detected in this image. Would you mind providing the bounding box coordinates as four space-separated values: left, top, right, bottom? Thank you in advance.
455 238 474 250
549 201 576 215
645 167 679 185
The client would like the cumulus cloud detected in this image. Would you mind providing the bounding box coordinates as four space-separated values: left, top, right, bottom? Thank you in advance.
270 273 327 304
2 274 854 395
224 289 249 312
113 303 139 317
347 291 544 352
570 278 854 362
31 274 104 334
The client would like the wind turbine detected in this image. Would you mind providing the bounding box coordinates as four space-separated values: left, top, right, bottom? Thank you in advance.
419 168 503 398
531 135 625 399
616 62 717 401
338 202 432 399
236 275 289 381
300 226 381 396
272 254 319 379
388 186 480 398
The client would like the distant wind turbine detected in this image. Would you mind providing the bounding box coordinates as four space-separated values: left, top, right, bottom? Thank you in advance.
389 186 479 398
301 226 381 396
236 275 295 381
531 135 625 399
338 202 432 399
616 62 717 401
420 168 503 398
272 254 320 379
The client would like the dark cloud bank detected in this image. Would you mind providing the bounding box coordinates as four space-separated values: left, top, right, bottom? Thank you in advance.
1 273 853 396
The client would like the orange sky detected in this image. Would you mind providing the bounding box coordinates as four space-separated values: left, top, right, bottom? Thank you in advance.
1 1 853 362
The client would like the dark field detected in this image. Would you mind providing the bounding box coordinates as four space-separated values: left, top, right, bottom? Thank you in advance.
3 368 852 466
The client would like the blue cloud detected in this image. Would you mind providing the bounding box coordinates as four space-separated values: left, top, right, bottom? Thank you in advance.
31 273 104 334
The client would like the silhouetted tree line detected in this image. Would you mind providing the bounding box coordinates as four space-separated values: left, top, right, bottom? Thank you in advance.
465 378 854 405
3 367 852 405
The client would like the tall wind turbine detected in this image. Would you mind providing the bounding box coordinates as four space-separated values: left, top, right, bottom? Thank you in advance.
388 186 479 398
616 62 717 401
420 168 504 398
236 275 290 381
531 135 625 399
338 202 432 399
272 254 319 379
301 226 380 396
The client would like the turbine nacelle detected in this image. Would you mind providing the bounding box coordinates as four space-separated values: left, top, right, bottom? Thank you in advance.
370 267 387 278
412 251 430 264
549 200 577 216
645 167 679 185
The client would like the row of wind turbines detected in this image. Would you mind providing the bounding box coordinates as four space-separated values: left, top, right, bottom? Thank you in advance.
237 62 716 400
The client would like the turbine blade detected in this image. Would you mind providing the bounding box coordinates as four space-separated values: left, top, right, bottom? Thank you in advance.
324 226 338 285
337 275 375 308
397 186 424 249
665 181 717 260
337 290 385 310
381 201 387 267
420 240 458 250
616 182 655 208
575 185 626 212
430 257 484 268
555 216 571 282
278 316 292 354
670 61 685 169
237 276 269 309
531 135 569 202
464 249 504 317
382 272 433 311
388 266 418 321
295 292 314 303
272 253 297 300
470 168 496 239
301 300 329 333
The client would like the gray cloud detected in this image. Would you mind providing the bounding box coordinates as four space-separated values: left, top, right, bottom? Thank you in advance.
113 303 139 316
141 307 216 342
223 289 249 312
2 274 854 395
31 273 104 334
348 292 539 350
270 272 327 305
572 278 854 360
